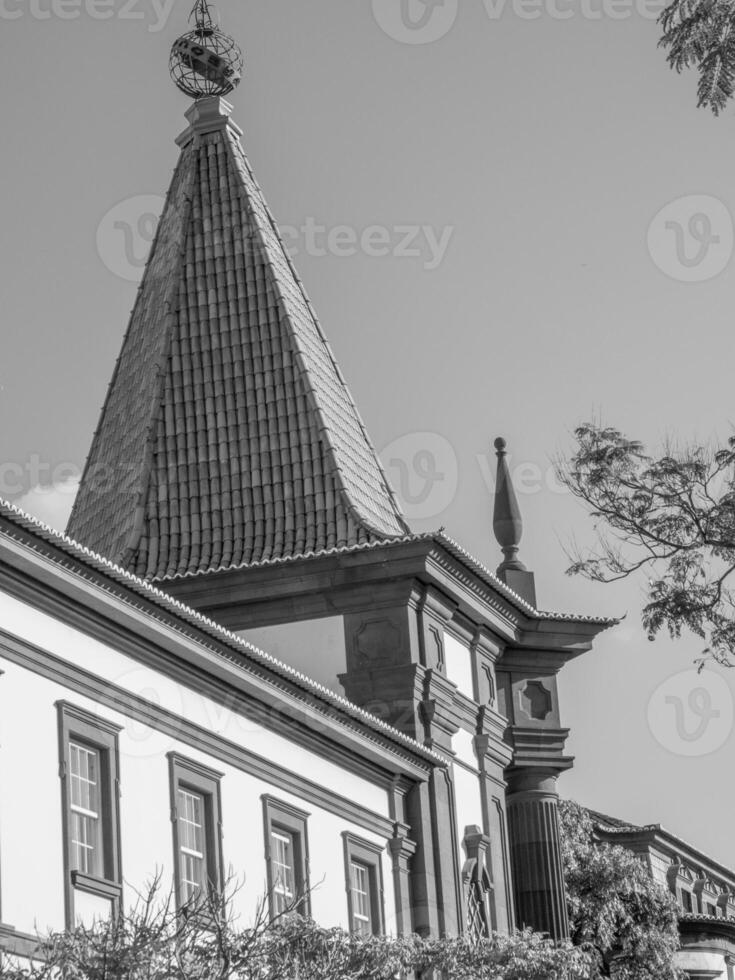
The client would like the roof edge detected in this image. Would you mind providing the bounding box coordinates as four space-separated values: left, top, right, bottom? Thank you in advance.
223 126 409 542
158 528 618 628
591 811 735 885
0 499 445 768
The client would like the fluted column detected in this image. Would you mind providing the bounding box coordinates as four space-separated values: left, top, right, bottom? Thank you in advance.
506 771 569 940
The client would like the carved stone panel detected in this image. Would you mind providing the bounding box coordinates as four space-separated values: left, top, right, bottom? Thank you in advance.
355 619 401 667
521 681 553 721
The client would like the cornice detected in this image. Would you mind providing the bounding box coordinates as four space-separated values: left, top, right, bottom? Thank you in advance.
505 726 574 775
0 508 444 770
160 530 616 643
679 913 735 945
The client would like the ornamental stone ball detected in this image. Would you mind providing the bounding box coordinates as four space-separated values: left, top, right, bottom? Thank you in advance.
170 0 243 100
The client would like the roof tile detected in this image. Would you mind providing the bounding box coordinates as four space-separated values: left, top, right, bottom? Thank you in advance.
68 107 408 577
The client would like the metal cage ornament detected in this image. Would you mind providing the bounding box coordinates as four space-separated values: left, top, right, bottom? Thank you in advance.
169 0 243 99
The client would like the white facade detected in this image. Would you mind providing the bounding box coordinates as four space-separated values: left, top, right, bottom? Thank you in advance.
0 511 438 954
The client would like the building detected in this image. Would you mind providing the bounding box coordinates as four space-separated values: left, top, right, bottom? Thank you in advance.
591 812 735 979
0 0 622 961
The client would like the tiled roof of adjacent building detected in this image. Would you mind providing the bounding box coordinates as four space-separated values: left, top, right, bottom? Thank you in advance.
589 808 735 885
588 810 652 833
67 98 408 580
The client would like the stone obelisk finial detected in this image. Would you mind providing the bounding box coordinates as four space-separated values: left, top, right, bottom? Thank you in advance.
492 438 537 606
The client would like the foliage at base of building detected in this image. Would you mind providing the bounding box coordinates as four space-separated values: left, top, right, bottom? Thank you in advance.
560 800 683 980
0 880 590 980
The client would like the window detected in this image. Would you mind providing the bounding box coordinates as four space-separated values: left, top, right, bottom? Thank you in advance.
342 833 385 936
271 829 297 914
69 742 103 876
262 797 310 917
707 902 718 917
178 788 207 903
57 702 122 927
168 755 223 908
350 860 373 935
682 889 693 913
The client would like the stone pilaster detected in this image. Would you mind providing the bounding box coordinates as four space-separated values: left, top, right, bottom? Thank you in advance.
474 704 515 933
497 659 574 940
388 823 418 936
340 587 464 938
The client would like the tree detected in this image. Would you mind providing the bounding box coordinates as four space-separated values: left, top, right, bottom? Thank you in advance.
659 0 735 115
559 800 683 980
558 422 735 667
0 878 591 980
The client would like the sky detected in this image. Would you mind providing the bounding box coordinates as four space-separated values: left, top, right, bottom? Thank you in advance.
1 0 735 867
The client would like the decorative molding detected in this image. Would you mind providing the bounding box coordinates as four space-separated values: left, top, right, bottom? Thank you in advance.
505 726 573 778
355 620 401 667
493 795 515 929
428 625 445 674
387 822 418 934
0 924 42 958
430 766 463 936
71 872 123 903
520 681 552 722
461 825 493 938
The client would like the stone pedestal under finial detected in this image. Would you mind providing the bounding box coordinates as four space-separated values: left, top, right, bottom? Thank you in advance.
492 438 537 607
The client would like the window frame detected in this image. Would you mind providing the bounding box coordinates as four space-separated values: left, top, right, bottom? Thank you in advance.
342 833 385 936
262 796 311 918
168 754 224 910
57 701 123 927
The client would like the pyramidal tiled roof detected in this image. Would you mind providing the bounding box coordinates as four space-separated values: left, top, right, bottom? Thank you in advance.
68 98 409 579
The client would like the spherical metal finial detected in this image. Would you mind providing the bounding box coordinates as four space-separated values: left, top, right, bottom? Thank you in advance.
494 437 507 454
170 0 243 100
